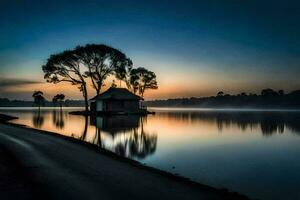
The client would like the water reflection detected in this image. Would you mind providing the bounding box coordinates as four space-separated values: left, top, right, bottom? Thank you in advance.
91 115 140 136
52 110 66 129
79 116 89 141
32 110 45 128
90 115 157 159
155 111 300 136
2 107 300 200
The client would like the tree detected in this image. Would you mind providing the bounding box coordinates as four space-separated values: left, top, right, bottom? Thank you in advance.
53 94 65 110
278 90 284 96
217 91 224 97
261 88 278 96
129 67 158 97
42 50 89 112
115 60 133 89
32 91 45 111
75 44 132 95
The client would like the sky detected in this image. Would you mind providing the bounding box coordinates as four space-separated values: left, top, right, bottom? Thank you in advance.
0 0 300 100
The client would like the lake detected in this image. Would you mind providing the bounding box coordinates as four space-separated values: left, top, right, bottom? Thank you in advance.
1 107 300 200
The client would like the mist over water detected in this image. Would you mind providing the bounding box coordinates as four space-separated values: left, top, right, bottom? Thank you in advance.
1 107 300 200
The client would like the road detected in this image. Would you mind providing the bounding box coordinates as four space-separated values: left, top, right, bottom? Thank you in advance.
0 123 247 200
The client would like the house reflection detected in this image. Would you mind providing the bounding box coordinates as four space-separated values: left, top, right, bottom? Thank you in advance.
90 115 157 159
91 115 140 136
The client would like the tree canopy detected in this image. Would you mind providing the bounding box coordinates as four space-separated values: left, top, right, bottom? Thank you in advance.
42 50 89 111
52 94 65 108
129 67 158 97
32 91 45 110
42 44 158 109
75 44 132 95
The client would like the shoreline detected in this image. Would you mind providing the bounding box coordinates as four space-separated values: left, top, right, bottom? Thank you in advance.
0 114 249 199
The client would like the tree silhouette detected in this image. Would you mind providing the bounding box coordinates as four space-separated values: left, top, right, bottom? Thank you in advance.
145 88 300 108
53 94 65 110
115 59 133 89
42 50 89 112
129 67 158 97
261 88 278 96
217 91 224 97
278 90 284 96
32 91 45 111
75 44 132 95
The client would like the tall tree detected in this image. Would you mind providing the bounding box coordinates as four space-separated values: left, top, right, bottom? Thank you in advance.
129 67 158 97
42 50 89 112
32 91 45 111
53 94 65 110
115 60 133 89
75 44 132 95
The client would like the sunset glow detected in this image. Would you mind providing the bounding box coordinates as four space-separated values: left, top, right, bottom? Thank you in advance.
1 1 299 100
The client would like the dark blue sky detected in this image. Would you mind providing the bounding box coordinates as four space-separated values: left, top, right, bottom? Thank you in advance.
0 0 300 99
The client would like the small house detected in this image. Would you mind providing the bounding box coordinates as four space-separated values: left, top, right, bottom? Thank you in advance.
90 87 143 113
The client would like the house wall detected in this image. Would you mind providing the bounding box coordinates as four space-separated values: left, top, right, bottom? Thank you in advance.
102 100 140 111
96 100 103 111
124 100 140 111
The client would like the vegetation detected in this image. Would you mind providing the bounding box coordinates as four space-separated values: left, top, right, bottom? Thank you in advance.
32 91 45 111
0 98 85 107
145 88 300 108
52 94 65 109
129 67 158 97
42 50 89 112
2 88 300 109
75 44 133 95
42 44 158 111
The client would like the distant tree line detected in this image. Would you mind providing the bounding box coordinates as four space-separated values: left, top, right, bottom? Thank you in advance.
144 88 300 108
0 97 85 107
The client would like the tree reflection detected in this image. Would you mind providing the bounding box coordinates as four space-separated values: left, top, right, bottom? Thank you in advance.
91 127 102 147
156 111 300 136
114 117 157 159
32 110 45 128
79 116 89 141
52 109 65 129
90 115 157 159
260 119 284 136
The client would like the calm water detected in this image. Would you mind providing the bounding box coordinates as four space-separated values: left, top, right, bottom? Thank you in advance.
1 107 300 200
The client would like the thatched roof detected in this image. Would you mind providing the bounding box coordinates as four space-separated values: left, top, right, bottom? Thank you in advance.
90 87 143 101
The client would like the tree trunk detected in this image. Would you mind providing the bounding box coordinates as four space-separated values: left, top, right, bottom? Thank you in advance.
82 83 89 112
80 116 88 141
96 80 102 95
96 128 102 147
